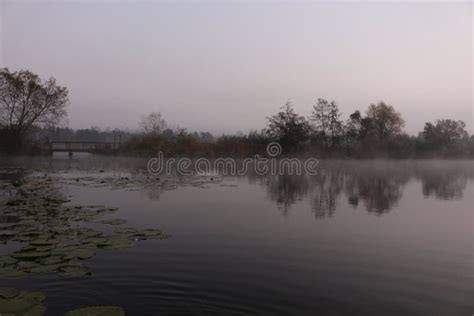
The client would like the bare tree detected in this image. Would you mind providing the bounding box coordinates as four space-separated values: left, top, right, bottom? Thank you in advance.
0 68 69 142
310 98 342 147
140 112 167 137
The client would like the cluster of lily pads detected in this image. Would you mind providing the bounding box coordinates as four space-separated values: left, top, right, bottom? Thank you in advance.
56 172 223 191
0 174 169 278
0 287 46 316
0 287 125 316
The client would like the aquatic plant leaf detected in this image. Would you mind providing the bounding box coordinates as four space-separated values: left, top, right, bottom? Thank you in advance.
135 229 162 238
30 239 61 246
77 228 103 238
29 263 63 273
98 237 133 250
0 222 18 228
147 233 172 240
12 251 51 260
0 268 28 278
80 237 108 244
65 306 125 316
114 227 138 234
0 291 45 314
29 245 56 252
16 261 41 270
97 207 119 213
20 245 37 252
59 266 91 277
0 255 19 265
23 303 46 316
0 230 18 236
5 199 22 206
99 219 128 225
53 244 80 253
0 287 20 299
71 248 97 260
38 255 67 265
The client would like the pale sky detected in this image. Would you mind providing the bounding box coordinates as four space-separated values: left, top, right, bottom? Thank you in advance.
1 1 472 135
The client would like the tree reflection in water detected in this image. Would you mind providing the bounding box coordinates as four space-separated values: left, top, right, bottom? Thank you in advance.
418 164 471 200
260 174 311 216
256 161 472 218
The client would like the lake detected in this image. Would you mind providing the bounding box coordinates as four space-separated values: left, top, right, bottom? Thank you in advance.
0 156 472 315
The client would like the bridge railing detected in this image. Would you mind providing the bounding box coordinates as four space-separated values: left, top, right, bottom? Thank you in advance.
50 141 120 152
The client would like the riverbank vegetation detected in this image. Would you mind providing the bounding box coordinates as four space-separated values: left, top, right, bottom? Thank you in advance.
1 69 473 158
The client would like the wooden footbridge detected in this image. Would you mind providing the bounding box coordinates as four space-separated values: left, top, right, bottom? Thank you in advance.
49 140 121 153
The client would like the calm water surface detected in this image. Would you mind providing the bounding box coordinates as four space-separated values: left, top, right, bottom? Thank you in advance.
0 156 472 315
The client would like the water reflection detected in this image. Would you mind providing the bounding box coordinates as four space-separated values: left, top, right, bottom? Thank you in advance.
310 172 342 218
1 157 472 218
343 168 409 214
254 161 473 217
260 175 310 215
418 166 468 200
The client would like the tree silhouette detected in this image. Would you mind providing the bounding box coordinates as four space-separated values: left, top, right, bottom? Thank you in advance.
0 68 69 148
140 112 168 137
266 100 310 153
422 119 469 155
311 98 343 148
365 102 404 141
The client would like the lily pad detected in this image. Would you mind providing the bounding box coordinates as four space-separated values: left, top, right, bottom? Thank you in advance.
0 255 19 265
30 239 61 246
32 245 56 252
0 287 20 299
53 244 80 253
0 267 28 278
16 260 42 270
0 222 18 228
0 290 45 314
98 237 133 250
80 237 108 244
114 227 138 234
65 306 125 316
70 248 97 260
100 219 128 226
12 251 51 260
0 230 18 236
97 207 119 213
37 255 65 265
29 263 63 273
23 303 47 316
148 233 172 240
77 228 103 238
135 229 162 238
60 265 91 277
20 245 37 252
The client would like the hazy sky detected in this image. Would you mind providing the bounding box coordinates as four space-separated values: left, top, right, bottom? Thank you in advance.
1 1 472 135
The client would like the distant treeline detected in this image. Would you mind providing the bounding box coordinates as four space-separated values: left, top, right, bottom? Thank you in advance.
1 69 473 158
28 100 473 159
